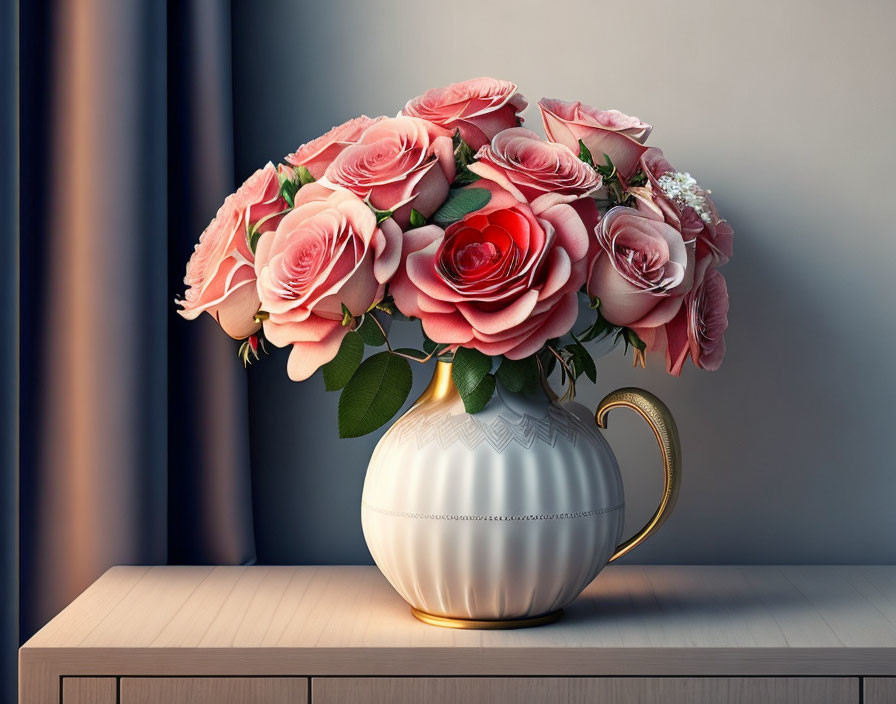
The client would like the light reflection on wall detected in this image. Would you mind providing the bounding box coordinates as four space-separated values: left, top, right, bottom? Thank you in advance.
234 0 896 566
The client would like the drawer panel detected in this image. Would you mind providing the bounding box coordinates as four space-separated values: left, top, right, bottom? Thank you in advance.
62 678 116 704
312 677 858 704
865 679 896 703
120 677 307 704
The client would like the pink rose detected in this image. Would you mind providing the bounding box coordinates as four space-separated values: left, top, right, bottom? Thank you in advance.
390 182 590 358
587 206 693 328
284 115 383 179
254 190 402 381
177 163 287 338
318 116 455 229
402 77 528 150
539 98 651 180
640 148 734 266
468 127 602 202
662 258 729 375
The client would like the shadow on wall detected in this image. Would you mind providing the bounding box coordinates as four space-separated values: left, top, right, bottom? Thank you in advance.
234 0 896 565
248 326 433 565
247 221 893 565
580 217 892 565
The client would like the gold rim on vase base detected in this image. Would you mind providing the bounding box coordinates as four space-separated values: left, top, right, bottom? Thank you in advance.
410 607 563 630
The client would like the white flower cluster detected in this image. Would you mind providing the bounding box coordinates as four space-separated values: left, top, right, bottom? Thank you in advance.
656 172 713 224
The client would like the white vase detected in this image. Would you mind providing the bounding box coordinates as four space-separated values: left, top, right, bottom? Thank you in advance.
361 361 680 628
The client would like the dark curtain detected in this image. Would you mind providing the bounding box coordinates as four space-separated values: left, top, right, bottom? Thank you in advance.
1 0 19 699
11 0 256 694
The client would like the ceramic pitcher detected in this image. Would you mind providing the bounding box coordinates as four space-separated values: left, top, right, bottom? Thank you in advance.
361 360 681 629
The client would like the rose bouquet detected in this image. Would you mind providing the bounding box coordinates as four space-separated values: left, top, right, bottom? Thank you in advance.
177 78 732 438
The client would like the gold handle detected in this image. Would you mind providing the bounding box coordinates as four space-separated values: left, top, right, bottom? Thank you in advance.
596 387 682 563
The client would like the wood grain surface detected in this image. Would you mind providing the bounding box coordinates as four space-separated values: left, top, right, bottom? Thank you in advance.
60 678 116 704
312 677 858 704
864 678 896 704
119 677 307 704
18 565 896 704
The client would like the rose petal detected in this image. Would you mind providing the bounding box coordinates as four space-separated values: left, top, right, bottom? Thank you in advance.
213 279 261 339
286 323 348 381
504 291 579 359
372 218 402 283
420 311 475 344
537 202 590 261
456 289 539 335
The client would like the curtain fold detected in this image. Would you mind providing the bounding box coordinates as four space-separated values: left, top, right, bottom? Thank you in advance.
16 0 256 676
1 0 19 699
166 0 256 566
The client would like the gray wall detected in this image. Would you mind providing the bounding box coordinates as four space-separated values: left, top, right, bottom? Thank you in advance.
232 0 896 564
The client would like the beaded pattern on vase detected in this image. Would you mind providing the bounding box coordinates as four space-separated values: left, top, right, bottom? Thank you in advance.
360 501 625 522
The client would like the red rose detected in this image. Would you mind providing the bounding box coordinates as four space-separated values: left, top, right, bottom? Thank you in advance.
390 183 590 358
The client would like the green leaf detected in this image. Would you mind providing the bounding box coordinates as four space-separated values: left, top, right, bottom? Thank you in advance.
615 327 629 353
365 199 394 223
422 335 449 357
565 340 597 383
451 347 492 397
452 168 481 186
248 228 263 254
393 347 429 361
496 356 539 393
626 328 647 352
356 314 387 346
453 131 476 170
453 346 497 413
577 140 596 168
433 188 491 227
597 153 617 180
295 165 315 186
321 331 364 391
279 177 299 208
341 303 353 327
338 352 413 438
577 309 621 343
459 373 496 414
628 169 647 187
409 208 426 227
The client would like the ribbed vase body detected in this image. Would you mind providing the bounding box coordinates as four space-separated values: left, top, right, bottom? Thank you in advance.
361 365 625 621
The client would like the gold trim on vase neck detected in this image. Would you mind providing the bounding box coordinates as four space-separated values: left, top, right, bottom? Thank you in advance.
417 360 458 404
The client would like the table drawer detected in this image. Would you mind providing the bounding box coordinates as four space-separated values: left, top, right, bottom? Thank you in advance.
865 679 896 703
119 677 307 704
61 678 116 704
312 677 859 704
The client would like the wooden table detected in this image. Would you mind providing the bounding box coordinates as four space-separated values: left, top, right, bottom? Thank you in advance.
19 565 896 703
